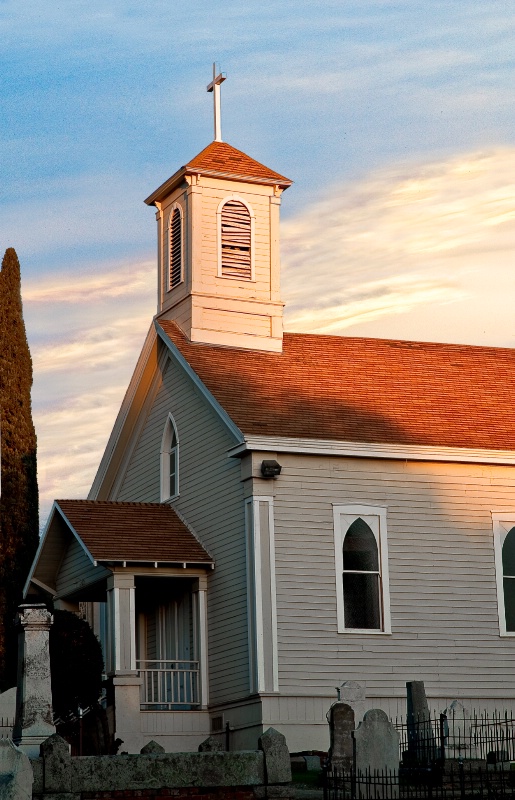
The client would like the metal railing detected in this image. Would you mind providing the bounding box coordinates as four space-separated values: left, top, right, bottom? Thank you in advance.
137 659 199 709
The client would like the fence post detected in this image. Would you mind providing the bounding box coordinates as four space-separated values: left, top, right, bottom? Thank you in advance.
459 758 465 800
439 713 446 766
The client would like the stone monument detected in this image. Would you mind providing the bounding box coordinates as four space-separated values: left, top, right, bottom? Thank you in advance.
406 681 436 765
328 702 355 771
339 680 366 724
354 709 399 796
12 605 56 758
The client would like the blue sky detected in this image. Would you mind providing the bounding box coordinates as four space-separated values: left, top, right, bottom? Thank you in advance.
1 1 515 523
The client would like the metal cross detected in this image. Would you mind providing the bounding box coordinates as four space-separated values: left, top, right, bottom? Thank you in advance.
207 63 226 142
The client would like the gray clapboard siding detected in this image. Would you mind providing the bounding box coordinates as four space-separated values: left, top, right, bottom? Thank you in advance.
56 537 109 597
114 351 249 704
271 452 515 702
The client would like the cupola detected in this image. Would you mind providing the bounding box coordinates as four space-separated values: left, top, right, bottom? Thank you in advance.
144 66 292 352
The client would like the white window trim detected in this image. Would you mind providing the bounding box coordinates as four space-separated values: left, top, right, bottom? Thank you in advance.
492 512 515 636
160 413 179 502
216 195 255 281
333 504 392 635
167 202 184 292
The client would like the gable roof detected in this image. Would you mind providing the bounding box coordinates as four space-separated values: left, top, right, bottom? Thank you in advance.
157 319 515 452
55 499 213 565
145 141 292 206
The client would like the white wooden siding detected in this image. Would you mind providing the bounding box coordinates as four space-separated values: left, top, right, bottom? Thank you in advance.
269 454 515 702
114 351 248 704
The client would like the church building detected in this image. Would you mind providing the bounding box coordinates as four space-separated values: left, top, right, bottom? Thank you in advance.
25 70 515 753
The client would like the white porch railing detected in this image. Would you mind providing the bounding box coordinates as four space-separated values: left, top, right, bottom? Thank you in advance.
137 660 200 708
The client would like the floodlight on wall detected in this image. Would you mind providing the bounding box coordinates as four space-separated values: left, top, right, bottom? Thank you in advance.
261 460 282 478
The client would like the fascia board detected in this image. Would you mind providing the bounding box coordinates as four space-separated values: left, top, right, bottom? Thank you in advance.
54 503 97 565
228 435 515 466
23 502 59 597
154 320 244 444
89 323 157 500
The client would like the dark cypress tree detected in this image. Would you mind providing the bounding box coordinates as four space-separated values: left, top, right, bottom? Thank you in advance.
0 247 39 689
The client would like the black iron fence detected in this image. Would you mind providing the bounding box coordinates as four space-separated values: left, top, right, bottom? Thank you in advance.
324 711 515 800
324 762 515 800
394 710 515 765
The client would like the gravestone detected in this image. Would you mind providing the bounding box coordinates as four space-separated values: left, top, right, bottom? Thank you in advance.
340 681 366 724
258 728 291 784
328 702 355 771
12 605 55 758
443 700 475 760
198 736 224 752
140 740 165 754
354 709 399 796
0 739 33 800
406 681 436 765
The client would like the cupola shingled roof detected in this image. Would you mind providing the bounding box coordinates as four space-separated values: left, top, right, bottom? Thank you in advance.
145 141 292 206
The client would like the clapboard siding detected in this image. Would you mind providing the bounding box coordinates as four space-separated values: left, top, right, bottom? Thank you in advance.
56 537 109 597
271 453 515 701
114 351 248 703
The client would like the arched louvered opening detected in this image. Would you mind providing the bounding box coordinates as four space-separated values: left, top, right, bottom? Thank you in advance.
220 200 252 280
503 527 515 631
169 207 182 289
342 518 381 629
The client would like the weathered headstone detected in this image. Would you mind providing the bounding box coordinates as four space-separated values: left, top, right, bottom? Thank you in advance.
354 709 399 795
406 681 436 765
328 702 355 771
259 728 291 784
443 700 475 760
40 735 71 793
198 736 224 752
0 739 33 800
340 681 366 724
140 740 165 754
12 605 55 758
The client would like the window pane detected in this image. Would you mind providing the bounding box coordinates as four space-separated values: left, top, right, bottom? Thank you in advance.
169 449 177 497
343 572 381 629
504 577 515 632
503 528 515 576
343 518 379 571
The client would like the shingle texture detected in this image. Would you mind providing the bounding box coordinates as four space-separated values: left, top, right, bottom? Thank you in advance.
55 500 213 564
186 141 292 186
158 320 515 451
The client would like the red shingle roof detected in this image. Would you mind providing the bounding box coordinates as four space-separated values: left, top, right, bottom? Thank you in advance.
55 500 213 565
158 320 515 452
185 141 292 186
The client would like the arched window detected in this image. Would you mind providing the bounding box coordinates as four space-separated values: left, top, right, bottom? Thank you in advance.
502 527 515 632
342 518 381 629
218 198 253 280
333 506 391 634
160 415 179 501
168 206 183 290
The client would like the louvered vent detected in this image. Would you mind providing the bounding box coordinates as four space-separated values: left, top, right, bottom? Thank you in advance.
221 200 252 280
169 208 182 289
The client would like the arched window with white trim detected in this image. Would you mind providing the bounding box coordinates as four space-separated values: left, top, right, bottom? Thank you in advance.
333 505 391 634
218 197 254 280
168 205 183 291
493 514 515 635
160 415 179 501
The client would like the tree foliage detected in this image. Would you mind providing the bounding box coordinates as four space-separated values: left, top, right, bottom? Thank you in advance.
49 610 105 720
0 247 39 689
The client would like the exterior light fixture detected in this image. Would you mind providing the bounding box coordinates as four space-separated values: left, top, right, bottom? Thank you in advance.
261 460 282 478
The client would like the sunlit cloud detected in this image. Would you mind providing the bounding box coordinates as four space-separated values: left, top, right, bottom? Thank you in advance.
282 148 515 343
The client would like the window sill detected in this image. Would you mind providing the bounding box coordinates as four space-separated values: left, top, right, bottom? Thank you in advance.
337 628 392 635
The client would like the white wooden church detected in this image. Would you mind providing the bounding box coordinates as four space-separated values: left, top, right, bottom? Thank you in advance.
25 70 515 753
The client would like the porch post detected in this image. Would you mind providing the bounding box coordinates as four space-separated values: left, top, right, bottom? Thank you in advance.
106 572 142 752
194 576 209 709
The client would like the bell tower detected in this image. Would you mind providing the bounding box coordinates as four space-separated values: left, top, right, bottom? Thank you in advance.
144 67 292 353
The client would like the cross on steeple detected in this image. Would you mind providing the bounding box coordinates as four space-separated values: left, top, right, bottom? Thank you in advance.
206 63 226 142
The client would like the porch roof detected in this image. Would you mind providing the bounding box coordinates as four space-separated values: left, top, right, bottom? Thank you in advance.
55 499 214 566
